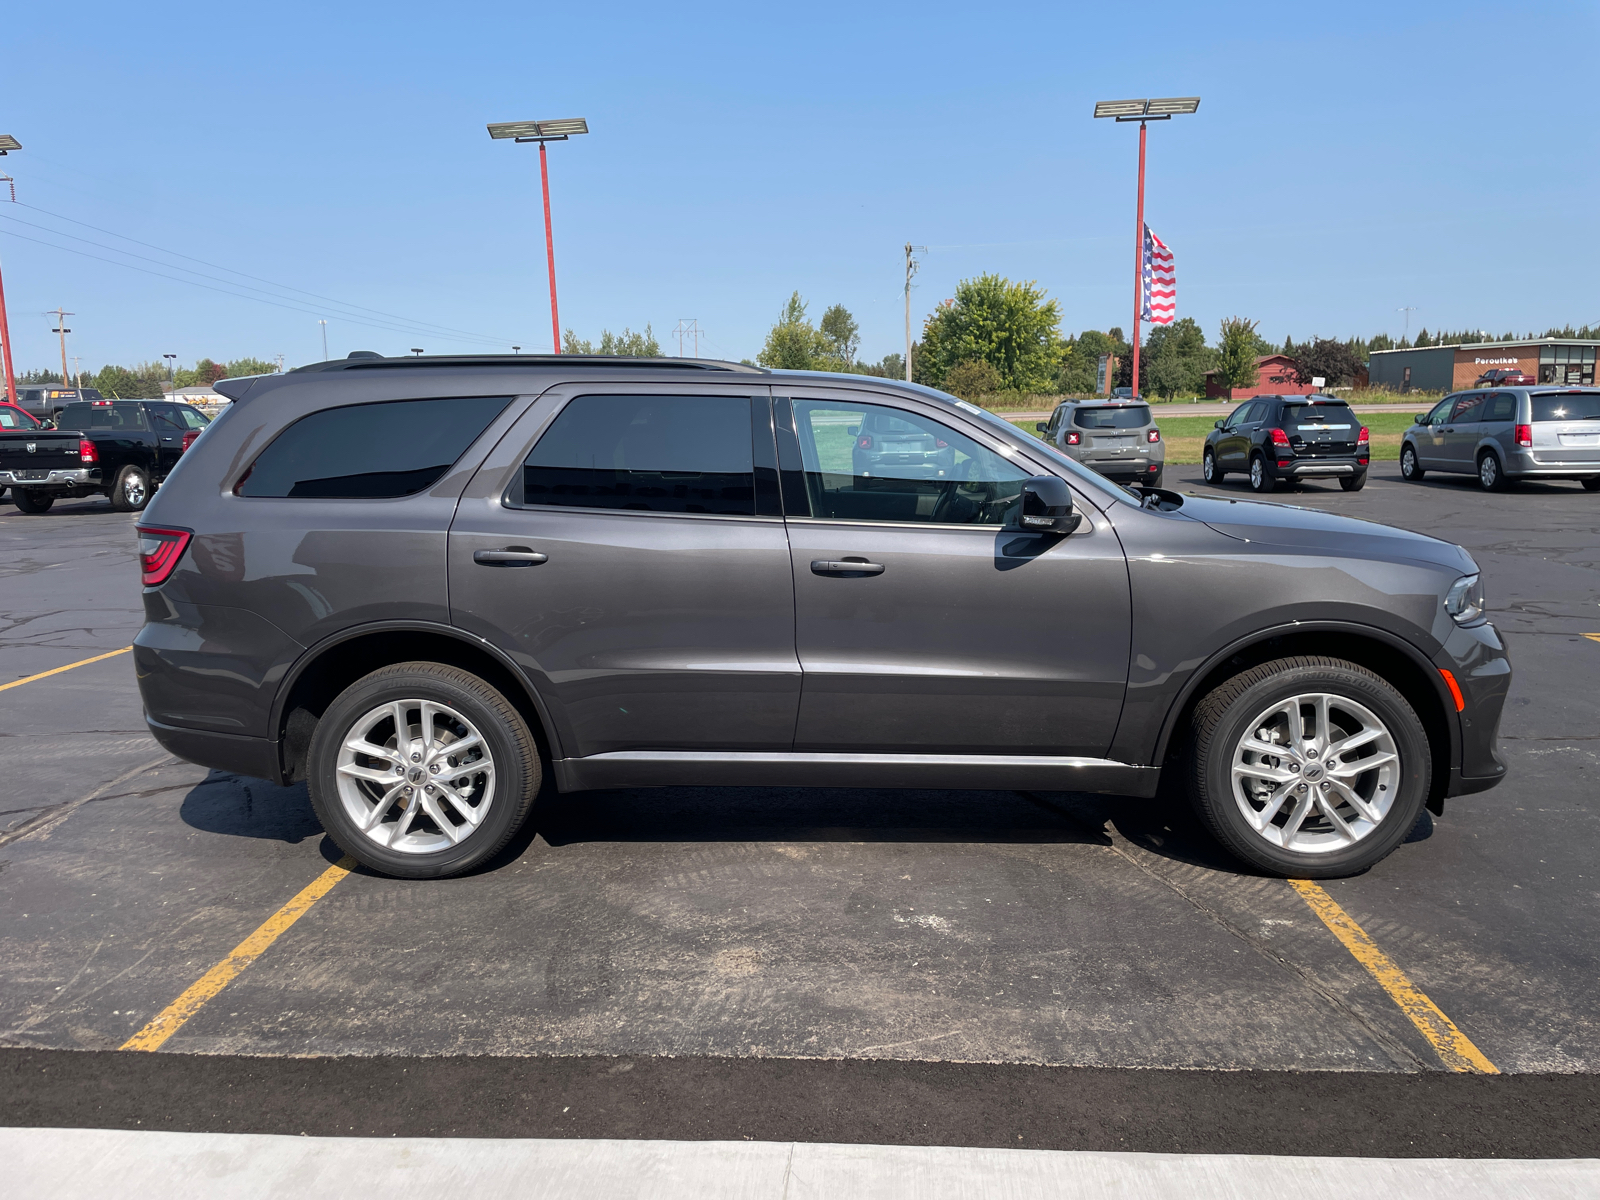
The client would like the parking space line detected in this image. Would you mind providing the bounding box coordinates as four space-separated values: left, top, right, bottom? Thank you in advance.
1289 880 1498 1074
0 646 132 693
1583 634 1600 644
122 856 357 1052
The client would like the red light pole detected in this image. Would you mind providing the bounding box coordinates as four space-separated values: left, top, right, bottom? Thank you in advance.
1093 98 1199 398
0 132 19 404
488 118 590 355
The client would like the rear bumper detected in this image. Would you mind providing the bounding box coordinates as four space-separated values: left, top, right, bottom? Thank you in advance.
145 715 283 783
0 467 98 488
1504 449 1600 477
1266 457 1367 479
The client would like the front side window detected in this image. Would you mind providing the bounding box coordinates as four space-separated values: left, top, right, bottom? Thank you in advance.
238 395 512 499
1450 394 1486 423
1074 404 1151 429
57 402 149 432
791 400 1030 526
0 407 40 429
175 405 210 430
1425 397 1454 425
521 394 755 516
148 404 185 432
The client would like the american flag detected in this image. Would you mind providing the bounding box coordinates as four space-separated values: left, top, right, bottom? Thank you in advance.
1142 225 1175 325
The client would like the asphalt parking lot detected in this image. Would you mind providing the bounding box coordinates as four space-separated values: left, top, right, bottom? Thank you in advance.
2 464 1598 1153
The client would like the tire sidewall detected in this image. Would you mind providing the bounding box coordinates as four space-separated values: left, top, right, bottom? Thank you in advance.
1478 452 1502 491
1196 663 1431 877
308 666 538 878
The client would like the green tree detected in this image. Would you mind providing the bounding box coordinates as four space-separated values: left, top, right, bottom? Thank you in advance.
819 305 860 365
21 368 64 384
758 292 833 370
91 365 163 399
1289 337 1364 388
1215 317 1263 399
1141 317 1214 399
564 325 662 356
225 357 279 377
942 359 1003 402
916 274 1063 392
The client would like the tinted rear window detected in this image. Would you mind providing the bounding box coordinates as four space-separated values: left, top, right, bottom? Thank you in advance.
1284 403 1356 428
238 396 512 498
522 394 754 515
1531 394 1600 422
1074 405 1150 429
57 402 149 432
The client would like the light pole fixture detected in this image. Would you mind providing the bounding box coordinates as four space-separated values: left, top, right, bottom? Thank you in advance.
1093 97 1200 399
488 118 589 355
512 345 521 354
411 348 424 356
0 134 19 405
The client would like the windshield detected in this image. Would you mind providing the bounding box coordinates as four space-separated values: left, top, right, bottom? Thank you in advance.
1074 405 1150 429
1531 394 1600 422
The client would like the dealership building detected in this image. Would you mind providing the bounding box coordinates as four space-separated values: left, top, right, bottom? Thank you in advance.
1369 338 1598 392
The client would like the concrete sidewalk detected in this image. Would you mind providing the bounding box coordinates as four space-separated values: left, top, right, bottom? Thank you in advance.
6 1129 1596 1199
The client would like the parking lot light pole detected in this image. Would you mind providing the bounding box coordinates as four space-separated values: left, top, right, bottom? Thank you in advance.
0 134 21 404
1093 98 1199 398
487 119 589 355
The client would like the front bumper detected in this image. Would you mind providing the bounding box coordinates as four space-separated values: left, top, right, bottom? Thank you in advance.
0 467 97 489
1435 619 1511 798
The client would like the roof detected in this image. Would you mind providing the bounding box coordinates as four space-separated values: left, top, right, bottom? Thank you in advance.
287 352 766 375
1370 338 1600 356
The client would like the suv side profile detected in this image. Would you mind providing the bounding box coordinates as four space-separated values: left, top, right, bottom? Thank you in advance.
1400 387 1600 491
1202 396 1370 493
1037 400 1164 487
135 355 1508 881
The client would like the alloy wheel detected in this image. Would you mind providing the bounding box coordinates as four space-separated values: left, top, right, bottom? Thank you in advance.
1250 457 1265 490
1479 455 1498 490
1203 451 1216 482
124 472 147 507
1401 447 1417 478
334 698 496 853
1229 691 1399 854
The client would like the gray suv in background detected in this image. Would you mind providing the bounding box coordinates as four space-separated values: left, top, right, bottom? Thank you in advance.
1400 387 1600 491
134 355 1508 881
1037 400 1164 487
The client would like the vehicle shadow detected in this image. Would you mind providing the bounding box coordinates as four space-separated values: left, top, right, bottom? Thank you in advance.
178 769 323 844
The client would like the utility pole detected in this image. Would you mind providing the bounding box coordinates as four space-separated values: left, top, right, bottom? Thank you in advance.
672 319 702 358
318 319 328 360
163 352 177 397
903 243 925 382
72 355 81 388
47 308 74 388
1397 307 1418 342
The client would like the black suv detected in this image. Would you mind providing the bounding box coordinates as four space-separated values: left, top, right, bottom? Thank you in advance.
1202 396 1370 493
134 355 1508 880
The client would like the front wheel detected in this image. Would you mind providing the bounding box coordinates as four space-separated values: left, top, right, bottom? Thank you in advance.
307 662 541 878
12 488 55 514
1188 656 1431 877
1400 444 1425 481
1202 448 1223 484
109 465 151 512
1478 452 1507 492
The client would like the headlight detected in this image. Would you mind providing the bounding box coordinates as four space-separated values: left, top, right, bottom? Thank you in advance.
1445 574 1485 625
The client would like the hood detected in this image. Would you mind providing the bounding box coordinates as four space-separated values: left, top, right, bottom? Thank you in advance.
1176 494 1476 574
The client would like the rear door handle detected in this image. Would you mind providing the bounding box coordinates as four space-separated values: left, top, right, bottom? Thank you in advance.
811 559 884 576
473 548 548 567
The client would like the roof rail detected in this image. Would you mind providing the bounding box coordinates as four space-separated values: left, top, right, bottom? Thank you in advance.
288 354 766 374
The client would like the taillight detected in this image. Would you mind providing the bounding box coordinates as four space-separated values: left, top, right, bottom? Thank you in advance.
79 438 98 464
182 430 200 451
934 438 948 449
1358 427 1370 445
857 435 873 449
1516 424 1532 447
1270 428 1291 447
136 526 192 587
1147 428 1161 443
1066 431 1082 445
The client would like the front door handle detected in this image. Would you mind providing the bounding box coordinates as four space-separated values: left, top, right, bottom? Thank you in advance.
811 558 884 576
473 547 548 567
1441 426 1454 433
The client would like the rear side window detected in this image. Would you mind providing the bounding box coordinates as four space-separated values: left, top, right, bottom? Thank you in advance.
521 394 755 515
57 402 150 431
1074 405 1150 429
1483 393 1516 422
238 396 512 498
1531 394 1600 422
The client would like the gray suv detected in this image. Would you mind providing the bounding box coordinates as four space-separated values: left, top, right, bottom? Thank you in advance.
134 355 1509 880
1400 387 1600 491
1037 400 1164 487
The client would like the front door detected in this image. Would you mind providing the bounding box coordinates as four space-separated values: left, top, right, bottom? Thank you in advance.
1439 392 1486 471
778 391 1131 758
450 387 800 758
1414 396 1455 468
1218 401 1261 469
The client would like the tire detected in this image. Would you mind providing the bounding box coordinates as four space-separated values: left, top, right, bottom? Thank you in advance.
1187 655 1431 878
1202 448 1223 484
1582 477 1600 492
1477 451 1507 492
12 488 55 514
1148 466 1165 489
307 662 541 879
109 465 151 512
1399 443 1425 482
1248 453 1275 493
1339 472 1367 492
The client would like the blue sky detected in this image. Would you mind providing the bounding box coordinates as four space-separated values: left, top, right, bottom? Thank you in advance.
1 0 1593 374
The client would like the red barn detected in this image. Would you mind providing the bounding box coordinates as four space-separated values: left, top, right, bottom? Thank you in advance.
1204 354 1315 400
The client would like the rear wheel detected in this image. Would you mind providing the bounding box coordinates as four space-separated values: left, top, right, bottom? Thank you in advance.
109 465 150 512
307 662 541 879
1582 477 1600 492
1399 444 1424 482
1248 453 1275 493
1202 448 1223 484
1187 656 1430 877
12 488 54 514
1339 472 1367 492
1148 466 1165 489
1477 451 1507 492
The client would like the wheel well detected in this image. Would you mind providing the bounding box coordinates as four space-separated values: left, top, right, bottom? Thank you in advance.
1159 630 1453 811
276 630 552 784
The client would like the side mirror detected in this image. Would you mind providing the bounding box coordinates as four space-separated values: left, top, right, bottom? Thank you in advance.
1415 413 1428 424
1214 419 1225 429
1034 421 1047 433
1017 475 1082 535
846 424 861 437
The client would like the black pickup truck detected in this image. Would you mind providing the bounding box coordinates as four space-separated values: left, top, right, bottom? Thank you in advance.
0 399 211 513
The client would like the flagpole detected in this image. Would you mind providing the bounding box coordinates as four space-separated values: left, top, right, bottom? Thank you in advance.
1132 118 1146 399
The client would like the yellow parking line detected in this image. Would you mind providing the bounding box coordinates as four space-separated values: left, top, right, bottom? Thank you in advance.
1290 879 1497 1073
0 646 132 693
122 857 356 1052
1583 634 1600 644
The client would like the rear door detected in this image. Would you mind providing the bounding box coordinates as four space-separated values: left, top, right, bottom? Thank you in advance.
778 388 1130 757
1528 390 1600 465
1283 401 1358 459
146 404 189 475
1478 392 1517 463
449 384 801 759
